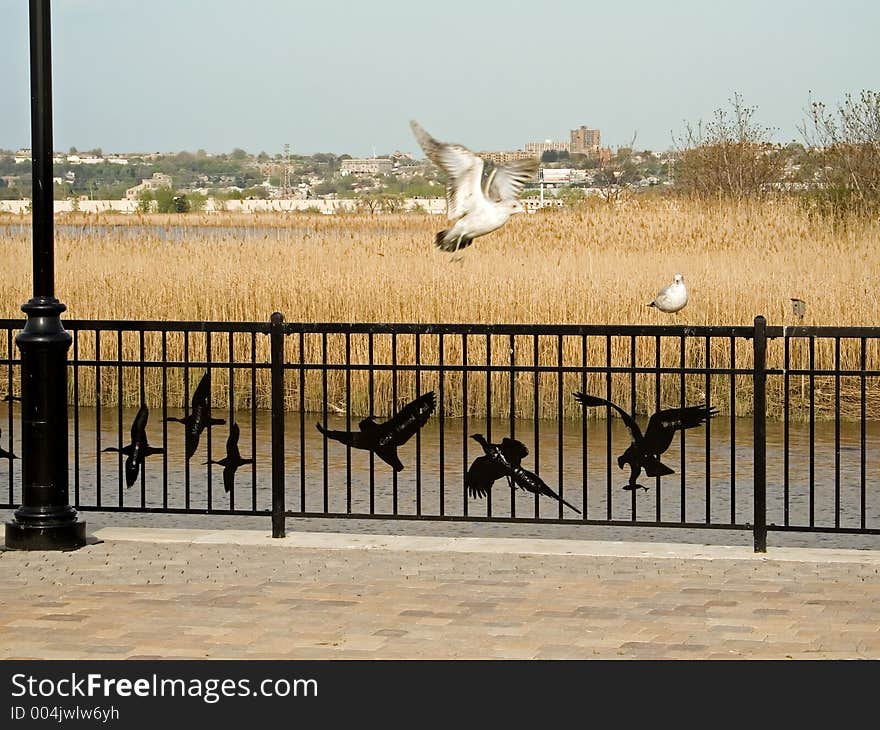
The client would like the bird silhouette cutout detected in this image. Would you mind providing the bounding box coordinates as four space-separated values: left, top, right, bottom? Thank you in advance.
467 434 581 514
647 273 688 313
410 120 538 259
0 427 18 460
205 422 253 494
316 391 436 472
101 403 163 487
573 391 717 491
164 371 225 459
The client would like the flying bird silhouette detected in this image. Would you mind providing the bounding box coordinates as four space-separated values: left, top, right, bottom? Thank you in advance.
205 422 254 494
410 120 538 258
467 433 581 514
0 427 17 460
647 273 688 313
102 403 163 487
164 371 225 459
316 391 436 472
573 391 717 491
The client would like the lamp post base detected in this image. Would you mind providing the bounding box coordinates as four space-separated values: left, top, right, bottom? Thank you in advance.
5 506 86 550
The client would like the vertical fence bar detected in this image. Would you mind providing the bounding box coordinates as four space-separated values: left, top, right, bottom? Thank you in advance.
250 331 257 512
95 330 102 509
729 336 735 524
532 334 540 517
752 316 767 553
629 335 637 520
438 333 445 516
161 330 168 510
605 335 612 520
485 333 492 517
206 332 213 512
345 332 352 514
509 333 516 519
654 335 661 518
783 333 790 526
5 329 13 505
462 333 469 517
679 335 686 522
116 329 123 506
860 337 866 531
580 334 587 520
415 333 422 516
298 330 305 512
183 331 190 511
227 330 235 512
270 312 285 538
704 335 711 525
809 336 815 527
321 332 328 514
139 330 146 508
368 332 375 514
834 336 840 529
391 332 398 515
72 329 79 506
557 334 564 520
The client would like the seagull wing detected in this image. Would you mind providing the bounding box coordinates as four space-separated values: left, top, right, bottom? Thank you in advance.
643 405 718 455
410 120 484 219
484 158 539 202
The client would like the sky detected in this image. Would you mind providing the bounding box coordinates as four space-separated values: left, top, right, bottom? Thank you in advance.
1 0 878 156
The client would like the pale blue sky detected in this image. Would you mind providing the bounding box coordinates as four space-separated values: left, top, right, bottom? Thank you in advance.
1 0 877 155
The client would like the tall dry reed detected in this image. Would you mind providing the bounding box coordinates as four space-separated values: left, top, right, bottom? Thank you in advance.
1 198 878 419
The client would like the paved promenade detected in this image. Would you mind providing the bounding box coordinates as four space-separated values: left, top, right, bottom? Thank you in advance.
1 528 879 659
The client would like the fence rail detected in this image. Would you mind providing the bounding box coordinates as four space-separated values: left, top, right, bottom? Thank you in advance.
2 315 879 551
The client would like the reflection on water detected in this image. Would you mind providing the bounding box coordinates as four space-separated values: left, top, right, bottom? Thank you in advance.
2 402 878 539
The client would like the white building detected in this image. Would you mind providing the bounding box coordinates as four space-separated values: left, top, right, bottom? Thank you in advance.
525 140 570 155
340 158 394 176
125 172 173 200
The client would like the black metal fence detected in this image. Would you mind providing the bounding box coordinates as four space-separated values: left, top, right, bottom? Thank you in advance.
1 315 878 551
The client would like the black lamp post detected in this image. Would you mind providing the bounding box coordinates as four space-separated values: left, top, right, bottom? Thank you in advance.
5 0 86 550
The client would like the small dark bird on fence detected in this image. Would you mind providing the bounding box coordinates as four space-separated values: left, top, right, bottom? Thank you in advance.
0 427 17 460
467 433 581 514
164 371 225 459
204 422 254 494
316 391 436 472
573 391 717 491
2 394 21 403
791 298 806 321
102 403 163 487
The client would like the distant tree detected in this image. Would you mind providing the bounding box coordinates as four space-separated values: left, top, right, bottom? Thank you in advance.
136 190 154 213
541 150 559 163
673 93 782 199
231 148 248 160
800 89 880 216
68 146 77 155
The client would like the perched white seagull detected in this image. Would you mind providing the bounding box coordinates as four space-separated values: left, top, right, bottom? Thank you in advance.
647 274 688 313
410 120 538 257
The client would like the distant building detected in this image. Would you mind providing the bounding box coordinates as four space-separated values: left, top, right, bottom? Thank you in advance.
125 172 173 200
340 158 393 176
525 140 570 155
570 126 601 155
13 149 31 164
477 150 537 165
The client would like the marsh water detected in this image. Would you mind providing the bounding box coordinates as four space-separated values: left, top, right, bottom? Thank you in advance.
2 402 878 548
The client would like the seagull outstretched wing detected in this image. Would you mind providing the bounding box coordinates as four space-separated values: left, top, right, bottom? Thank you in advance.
410 120 484 220
484 159 539 202
643 405 718 455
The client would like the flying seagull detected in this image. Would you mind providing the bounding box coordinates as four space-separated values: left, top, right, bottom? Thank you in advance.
316 391 436 472
647 273 688 313
102 403 163 487
468 433 581 514
205 422 253 494
410 120 538 258
0 427 17 460
164 371 225 459
573 392 717 491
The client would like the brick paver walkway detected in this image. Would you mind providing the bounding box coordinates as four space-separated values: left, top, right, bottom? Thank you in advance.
1 529 878 659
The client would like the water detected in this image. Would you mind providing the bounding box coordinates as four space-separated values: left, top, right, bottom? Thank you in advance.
2 402 878 548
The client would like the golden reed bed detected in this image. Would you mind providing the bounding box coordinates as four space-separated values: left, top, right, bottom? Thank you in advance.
0 198 878 420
